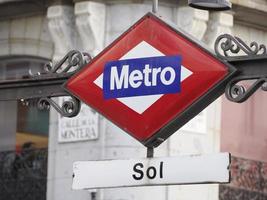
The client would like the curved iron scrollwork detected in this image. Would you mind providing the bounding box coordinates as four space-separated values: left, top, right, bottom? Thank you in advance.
31 50 91 77
215 34 267 103
37 96 81 118
44 50 91 75
215 34 267 60
225 76 267 103
29 50 91 117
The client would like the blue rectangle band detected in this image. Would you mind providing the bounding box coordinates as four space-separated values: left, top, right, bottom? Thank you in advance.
103 55 182 99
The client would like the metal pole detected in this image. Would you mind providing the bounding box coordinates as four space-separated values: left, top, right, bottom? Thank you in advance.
147 147 154 158
152 0 158 14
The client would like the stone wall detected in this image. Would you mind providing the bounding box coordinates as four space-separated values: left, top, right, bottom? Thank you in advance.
0 15 53 58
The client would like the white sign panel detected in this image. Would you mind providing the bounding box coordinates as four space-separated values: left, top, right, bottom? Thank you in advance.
72 153 230 189
58 97 99 143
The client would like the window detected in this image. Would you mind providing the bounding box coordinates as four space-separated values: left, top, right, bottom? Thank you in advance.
0 56 50 200
0 56 49 151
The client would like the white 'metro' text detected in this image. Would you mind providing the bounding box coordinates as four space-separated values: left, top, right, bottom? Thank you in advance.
110 64 176 90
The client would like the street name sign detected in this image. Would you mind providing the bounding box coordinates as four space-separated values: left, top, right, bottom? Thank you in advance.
72 153 230 189
65 13 236 147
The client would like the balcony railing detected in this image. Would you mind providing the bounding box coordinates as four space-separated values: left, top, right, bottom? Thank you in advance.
0 148 48 200
220 156 267 200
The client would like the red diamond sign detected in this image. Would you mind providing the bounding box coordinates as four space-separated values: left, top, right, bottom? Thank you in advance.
64 13 235 147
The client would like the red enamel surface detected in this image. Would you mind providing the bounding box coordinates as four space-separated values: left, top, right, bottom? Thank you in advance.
65 14 228 143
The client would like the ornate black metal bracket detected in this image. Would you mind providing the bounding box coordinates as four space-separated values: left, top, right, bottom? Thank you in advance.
38 96 81 118
0 50 91 118
215 34 267 103
215 34 267 61
40 50 91 77
32 50 91 117
32 50 90 117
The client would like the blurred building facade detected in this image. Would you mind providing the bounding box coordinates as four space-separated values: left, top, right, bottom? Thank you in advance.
0 0 266 200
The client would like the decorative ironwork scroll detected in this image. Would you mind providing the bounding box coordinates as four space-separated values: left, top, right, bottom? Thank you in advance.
215 34 267 60
215 34 267 103
33 50 91 77
225 77 267 103
30 50 91 117
38 96 81 118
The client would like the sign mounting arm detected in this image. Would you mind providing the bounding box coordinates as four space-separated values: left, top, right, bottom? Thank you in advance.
0 50 91 118
152 0 158 14
146 147 154 158
215 34 267 103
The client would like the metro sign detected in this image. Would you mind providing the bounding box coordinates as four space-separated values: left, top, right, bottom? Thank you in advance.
65 13 236 147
